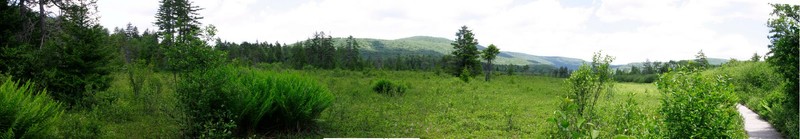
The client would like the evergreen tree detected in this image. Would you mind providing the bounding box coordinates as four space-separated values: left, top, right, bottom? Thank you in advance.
342 35 362 70
155 0 176 48
155 0 211 72
38 0 113 106
750 52 761 62
694 50 709 69
155 0 222 73
449 26 482 77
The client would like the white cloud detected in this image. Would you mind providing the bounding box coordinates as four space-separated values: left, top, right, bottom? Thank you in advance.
97 0 800 64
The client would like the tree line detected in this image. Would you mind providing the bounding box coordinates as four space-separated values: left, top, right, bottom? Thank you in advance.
613 50 716 83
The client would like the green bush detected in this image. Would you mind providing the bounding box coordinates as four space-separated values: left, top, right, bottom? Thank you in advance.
372 79 408 96
229 68 334 132
656 70 745 138
603 93 662 138
459 68 471 83
0 78 64 138
548 52 614 138
177 66 238 137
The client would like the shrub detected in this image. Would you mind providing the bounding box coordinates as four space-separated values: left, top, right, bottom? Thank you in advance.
548 52 614 138
604 93 662 138
459 68 471 83
372 79 407 96
229 69 334 132
55 113 103 138
0 78 64 138
656 70 745 138
177 66 237 137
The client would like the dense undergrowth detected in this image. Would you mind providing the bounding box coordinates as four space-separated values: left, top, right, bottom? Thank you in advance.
704 61 797 138
658 70 745 138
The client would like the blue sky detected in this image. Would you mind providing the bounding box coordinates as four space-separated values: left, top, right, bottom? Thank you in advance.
98 0 800 64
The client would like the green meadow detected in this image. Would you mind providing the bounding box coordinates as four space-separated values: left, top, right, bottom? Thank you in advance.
70 68 659 138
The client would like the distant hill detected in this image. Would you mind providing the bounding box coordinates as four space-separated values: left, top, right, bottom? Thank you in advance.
332 36 587 70
327 36 728 70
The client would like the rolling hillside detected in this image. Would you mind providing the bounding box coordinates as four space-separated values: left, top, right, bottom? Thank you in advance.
331 36 729 70
333 36 587 69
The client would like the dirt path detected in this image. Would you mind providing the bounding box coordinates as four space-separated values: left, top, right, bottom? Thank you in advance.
738 104 783 139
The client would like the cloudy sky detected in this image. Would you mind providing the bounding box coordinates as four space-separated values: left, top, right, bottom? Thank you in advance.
97 0 799 64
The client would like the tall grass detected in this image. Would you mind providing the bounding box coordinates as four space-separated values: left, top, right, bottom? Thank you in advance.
84 64 184 138
0 78 64 138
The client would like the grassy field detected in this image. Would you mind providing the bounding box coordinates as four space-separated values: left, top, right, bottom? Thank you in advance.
292 70 660 138
77 69 661 138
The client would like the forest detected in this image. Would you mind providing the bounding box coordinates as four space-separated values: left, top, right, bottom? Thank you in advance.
0 0 798 138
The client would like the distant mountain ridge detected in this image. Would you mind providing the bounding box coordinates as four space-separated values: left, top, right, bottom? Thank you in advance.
330 36 728 70
333 36 587 69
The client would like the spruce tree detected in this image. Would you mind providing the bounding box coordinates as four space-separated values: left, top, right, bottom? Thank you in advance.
450 25 482 77
38 1 113 106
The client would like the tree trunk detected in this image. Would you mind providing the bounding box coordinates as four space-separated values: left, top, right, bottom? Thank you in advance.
19 0 25 16
485 60 491 81
38 0 45 49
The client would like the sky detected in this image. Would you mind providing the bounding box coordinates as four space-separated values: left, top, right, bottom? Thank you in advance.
97 0 800 64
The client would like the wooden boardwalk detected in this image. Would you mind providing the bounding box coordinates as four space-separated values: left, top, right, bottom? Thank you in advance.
738 104 783 139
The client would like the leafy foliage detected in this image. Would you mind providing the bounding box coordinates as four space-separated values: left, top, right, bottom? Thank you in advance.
0 78 64 138
656 70 745 138
603 93 662 138
176 66 237 137
481 44 500 81
548 52 614 138
766 4 799 138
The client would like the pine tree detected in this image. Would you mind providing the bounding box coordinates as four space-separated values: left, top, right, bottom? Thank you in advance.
450 26 482 77
155 0 176 47
155 0 221 73
38 0 113 106
694 50 709 69
343 35 362 70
